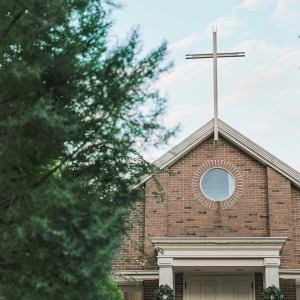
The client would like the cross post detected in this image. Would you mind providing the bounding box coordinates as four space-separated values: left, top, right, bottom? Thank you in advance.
186 28 245 142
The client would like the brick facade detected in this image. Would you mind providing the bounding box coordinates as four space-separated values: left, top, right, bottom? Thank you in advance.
280 279 297 300
174 273 183 300
114 135 300 298
255 273 264 300
144 280 159 300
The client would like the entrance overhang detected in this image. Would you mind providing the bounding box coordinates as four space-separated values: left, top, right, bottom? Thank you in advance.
150 237 287 288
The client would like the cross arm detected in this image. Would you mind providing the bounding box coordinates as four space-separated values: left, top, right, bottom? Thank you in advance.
186 52 245 59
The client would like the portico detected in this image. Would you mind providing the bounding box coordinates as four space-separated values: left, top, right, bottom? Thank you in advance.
151 237 287 294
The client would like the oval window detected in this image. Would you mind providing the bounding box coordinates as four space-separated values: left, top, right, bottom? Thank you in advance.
200 168 235 201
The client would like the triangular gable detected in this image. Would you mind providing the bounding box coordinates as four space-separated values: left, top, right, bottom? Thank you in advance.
140 119 300 188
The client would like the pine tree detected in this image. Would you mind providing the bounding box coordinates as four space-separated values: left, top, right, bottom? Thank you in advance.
0 1 174 299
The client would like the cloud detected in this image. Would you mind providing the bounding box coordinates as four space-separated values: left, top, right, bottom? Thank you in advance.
160 37 298 96
280 89 300 97
168 15 247 53
157 60 211 88
271 0 300 30
244 115 279 137
235 0 273 11
164 103 211 126
281 107 300 119
168 34 203 52
206 16 248 38
277 50 300 66
236 0 300 30
215 38 300 113
218 65 286 111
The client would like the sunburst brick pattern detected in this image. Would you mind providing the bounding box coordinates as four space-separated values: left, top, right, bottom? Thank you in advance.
192 160 243 209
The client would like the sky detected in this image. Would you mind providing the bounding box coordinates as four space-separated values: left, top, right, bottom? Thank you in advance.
111 0 300 171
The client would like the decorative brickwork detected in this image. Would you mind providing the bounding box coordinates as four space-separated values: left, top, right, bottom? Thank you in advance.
144 280 159 300
192 160 243 209
279 278 296 300
255 273 263 300
146 136 269 242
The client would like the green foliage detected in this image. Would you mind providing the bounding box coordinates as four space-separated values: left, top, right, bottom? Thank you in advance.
98 276 124 300
155 284 175 300
262 285 284 300
0 0 175 299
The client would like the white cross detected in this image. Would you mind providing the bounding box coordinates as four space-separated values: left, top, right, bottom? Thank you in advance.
186 28 245 142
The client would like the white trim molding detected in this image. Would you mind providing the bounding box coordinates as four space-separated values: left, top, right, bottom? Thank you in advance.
157 257 174 288
138 119 300 188
113 270 159 284
150 237 287 259
151 237 287 288
279 269 300 279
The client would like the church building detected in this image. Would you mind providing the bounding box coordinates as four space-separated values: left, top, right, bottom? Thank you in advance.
113 32 300 300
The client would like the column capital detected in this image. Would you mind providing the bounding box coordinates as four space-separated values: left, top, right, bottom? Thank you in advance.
157 257 173 267
264 257 280 268
158 258 173 288
264 257 280 288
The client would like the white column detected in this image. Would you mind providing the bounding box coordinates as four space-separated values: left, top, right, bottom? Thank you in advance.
264 258 280 288
158 257 173 289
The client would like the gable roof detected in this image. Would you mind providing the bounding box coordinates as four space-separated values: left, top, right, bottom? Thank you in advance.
141 119 300 188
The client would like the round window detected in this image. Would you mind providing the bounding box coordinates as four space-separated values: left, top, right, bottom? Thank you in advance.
200 168 235 201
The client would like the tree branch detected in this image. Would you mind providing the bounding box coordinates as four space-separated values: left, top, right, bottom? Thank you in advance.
3 10 25 36
32 139 89 189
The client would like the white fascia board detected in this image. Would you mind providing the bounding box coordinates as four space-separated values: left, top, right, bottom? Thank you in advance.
138 119 300 188
113 270 159 282
150 236 288 244
173 258 264 267
279 269 300 274
279 269 300 279
151 237 287 260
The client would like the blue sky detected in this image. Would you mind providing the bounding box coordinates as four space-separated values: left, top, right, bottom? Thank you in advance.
111 0 300 171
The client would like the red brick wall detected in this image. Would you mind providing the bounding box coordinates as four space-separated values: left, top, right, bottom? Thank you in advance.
255 273 264 300
113 134 300 286
113 201 145 270
267 167 294 268
144 172 169 269
146 136 269 243
144 280 159 300
279 279 296 300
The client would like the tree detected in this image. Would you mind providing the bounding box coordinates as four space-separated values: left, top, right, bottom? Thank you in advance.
0 0 174 299
98 276 124 300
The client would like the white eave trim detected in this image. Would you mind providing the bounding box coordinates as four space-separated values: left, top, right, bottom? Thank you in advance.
150 237 287 259
151 236 288 244
139 119 300 188
113 270 159 283
218 120 300 188
279 269 300 279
